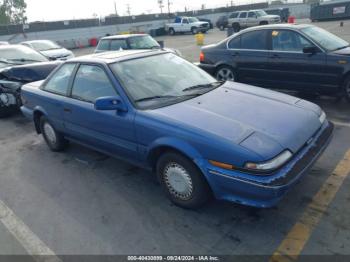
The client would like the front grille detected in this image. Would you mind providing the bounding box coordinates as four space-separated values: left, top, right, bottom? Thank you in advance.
269 122 334 186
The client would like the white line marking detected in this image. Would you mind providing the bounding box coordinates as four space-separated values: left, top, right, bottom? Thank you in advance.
0 200 61 262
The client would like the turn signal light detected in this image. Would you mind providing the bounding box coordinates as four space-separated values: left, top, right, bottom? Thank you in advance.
209 160 235 170
200 52 205 62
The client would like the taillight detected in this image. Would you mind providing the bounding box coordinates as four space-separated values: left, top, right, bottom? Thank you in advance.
200 51 205 62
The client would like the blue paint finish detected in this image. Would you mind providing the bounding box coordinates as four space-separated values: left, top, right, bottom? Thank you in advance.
20 51 333 208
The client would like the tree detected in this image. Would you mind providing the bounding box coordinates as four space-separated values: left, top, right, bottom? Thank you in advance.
0 0 27 25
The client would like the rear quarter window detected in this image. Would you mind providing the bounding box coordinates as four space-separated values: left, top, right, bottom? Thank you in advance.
228 36 241 49
43 63 76 95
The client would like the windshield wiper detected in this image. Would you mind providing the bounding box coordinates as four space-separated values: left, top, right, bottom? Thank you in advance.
332 45 349 51
0 59 21 65
182 81 224 92
8 58 44 63
134 94 198 103
134 95 179 103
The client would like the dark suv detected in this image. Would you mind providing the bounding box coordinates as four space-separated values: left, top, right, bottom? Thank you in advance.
199 24 350 102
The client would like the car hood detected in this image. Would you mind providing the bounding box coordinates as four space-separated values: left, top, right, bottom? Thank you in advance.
40 48 71 58
150 82 322 159
194 21 209 26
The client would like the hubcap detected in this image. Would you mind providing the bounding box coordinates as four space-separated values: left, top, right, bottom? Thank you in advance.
164 162 193 201
217 68 235 81
43 122 56 145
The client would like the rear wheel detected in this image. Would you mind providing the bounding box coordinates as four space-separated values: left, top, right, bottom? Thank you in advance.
343 75 350 103
216 66 236 82
157 152 211 209
40 116 68 152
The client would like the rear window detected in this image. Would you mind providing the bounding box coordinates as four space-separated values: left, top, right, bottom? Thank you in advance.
241 30 267 50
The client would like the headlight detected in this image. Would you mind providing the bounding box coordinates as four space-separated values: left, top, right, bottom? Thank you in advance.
244 150 293 171
319 111 326 125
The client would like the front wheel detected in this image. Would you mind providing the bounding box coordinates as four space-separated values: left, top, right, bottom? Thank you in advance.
216 66 236 82
343 76 350 103
40 116 68 152
232 23 240 32
191 27 198 35
157 152 211 209
219 25 225 31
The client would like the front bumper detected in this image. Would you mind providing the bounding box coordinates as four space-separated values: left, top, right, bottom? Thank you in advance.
203 121 334 208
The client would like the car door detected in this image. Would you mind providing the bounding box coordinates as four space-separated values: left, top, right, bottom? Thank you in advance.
181 18 190 32
41 63 77 132
229 29 271 86
238 12 248 28
264 29 327 91
63 63 138 160
247 11 258 27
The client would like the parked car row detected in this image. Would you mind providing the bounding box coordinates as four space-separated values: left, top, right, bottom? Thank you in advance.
0 33 179 118
199 24 350 103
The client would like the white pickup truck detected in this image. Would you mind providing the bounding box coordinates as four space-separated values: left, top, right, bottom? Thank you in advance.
166 17 210 35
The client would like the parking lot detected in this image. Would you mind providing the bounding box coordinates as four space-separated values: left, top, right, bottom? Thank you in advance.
0 18 350 260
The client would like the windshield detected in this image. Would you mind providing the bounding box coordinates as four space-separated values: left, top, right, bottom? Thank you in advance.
30 40 61 51
128 35 160 49
301 26 349 51
110 53 218 109
188 17 199 23
256 10 267 17
0 45 48 63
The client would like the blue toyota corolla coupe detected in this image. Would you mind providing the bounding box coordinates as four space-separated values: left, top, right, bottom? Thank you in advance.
20 50 333 209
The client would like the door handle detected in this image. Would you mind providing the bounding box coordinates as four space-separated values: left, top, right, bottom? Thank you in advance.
63 108 72 113
270 54 280 59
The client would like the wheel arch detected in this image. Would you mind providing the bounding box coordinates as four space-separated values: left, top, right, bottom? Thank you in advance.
33 106 48 134
147 137 204 172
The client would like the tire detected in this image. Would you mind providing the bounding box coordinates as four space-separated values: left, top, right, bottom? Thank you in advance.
342 75 350 103
169 28 175 36
215 66 236 82
191 27 198 35
219 25 225 31
40 116 68 152
259 21 268 25
232 23 240 32
156 151 211 209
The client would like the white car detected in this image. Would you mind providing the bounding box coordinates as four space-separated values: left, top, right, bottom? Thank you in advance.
166 17 210 35
228 10 281 32
20 40 74 61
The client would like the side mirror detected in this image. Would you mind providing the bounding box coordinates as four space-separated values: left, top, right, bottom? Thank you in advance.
94 96 127 112
303 46 319 54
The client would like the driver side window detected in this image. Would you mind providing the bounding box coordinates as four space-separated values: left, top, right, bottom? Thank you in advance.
272 30 314 52
71 65 117 103
182 19 189 24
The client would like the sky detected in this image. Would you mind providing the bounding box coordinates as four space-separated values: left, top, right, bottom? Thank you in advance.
25 0 268 22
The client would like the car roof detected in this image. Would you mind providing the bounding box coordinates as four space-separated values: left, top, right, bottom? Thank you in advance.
237 23 311 33
21 40 55 44
0 44 31 50
100 34 148 40
68 49 168 64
